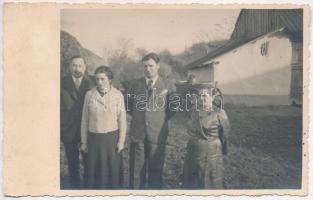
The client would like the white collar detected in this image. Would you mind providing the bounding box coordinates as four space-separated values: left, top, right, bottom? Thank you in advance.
95 86 113 98
145 75 159 86
72 75 83 83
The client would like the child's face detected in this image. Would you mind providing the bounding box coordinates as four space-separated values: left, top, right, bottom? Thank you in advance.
198 89 213 109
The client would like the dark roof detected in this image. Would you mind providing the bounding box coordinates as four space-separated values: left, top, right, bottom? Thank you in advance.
186 36 258 69
186 27 286 70
186 9 303 70
277 9 303 32
230 9 303 39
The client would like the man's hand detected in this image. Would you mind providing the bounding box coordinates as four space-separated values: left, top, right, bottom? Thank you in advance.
80 143 88 153
116 141 124 153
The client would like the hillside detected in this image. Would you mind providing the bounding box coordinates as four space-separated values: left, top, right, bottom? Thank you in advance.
60 31 106 77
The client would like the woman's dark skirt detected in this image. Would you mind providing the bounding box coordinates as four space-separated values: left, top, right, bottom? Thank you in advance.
86 130 123 189
182 137 224 189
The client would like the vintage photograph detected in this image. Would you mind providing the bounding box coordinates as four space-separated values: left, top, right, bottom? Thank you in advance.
60 8 304 190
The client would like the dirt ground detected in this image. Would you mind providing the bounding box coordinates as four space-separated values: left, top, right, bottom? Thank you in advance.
61 105 303 189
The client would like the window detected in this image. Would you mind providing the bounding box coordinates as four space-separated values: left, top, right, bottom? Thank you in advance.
260 41 269 56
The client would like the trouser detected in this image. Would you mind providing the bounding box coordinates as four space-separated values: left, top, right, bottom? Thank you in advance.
182 137 224 189
129 141 166 189
86 131 123 189
64 141 80 189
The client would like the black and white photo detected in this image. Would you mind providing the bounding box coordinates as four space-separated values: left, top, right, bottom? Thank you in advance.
60 8 304 190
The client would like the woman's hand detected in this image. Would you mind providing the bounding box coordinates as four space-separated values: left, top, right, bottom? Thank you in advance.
80 143 88 153
116 141 124 153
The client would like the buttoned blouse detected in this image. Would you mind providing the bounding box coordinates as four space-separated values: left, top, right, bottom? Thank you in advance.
187 107 230 140
81 87 126 144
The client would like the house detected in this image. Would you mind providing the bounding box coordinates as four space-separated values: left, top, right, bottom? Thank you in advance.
186 9 303 106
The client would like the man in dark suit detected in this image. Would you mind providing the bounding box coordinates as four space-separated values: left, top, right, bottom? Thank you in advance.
61 56 93 189
125 52 175 189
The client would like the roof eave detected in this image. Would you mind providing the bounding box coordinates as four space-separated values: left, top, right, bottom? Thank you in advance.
186 27 287 70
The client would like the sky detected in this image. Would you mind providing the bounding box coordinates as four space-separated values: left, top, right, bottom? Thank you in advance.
61 9 240 58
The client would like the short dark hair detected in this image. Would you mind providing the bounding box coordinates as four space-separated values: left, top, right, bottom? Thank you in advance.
141 52 160 64
94 65 114 80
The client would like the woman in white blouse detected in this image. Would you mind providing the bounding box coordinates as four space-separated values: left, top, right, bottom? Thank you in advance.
80 66 126 189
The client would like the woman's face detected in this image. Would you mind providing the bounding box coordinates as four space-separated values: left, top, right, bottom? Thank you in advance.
198 89 213 109
95 73 111 93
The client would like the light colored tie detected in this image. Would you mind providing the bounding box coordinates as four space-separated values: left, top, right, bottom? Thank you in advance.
74 78 80 91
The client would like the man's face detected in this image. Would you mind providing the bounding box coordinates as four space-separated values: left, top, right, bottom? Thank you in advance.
143 58 160 79
69 58 86 78
95 73 110 94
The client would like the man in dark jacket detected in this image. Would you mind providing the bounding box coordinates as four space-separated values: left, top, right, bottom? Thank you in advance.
61 56 93 189
124 53 175 189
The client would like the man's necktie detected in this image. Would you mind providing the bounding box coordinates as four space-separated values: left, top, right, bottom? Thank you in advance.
74 78 80 91
147 79 153 97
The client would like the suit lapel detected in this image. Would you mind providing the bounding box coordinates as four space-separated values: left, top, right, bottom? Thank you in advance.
139 77 148 95
153 77 165 99
65 76 78 100
78 76 91 98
